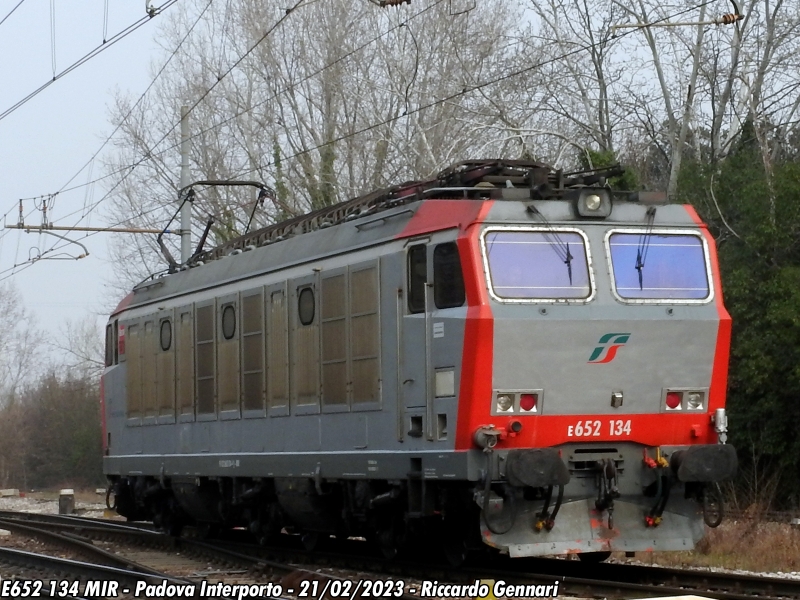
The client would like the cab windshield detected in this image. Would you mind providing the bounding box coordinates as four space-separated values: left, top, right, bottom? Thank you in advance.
607 232 710 300
483 229 591 300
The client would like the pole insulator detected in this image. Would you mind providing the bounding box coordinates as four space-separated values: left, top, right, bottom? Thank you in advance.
719 13 742 24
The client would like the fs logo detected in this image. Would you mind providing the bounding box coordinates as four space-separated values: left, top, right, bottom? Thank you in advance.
588 333 631 364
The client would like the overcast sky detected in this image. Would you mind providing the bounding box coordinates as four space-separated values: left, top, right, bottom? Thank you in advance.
0 1 166 341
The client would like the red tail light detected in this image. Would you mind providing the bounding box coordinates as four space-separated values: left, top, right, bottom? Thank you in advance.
665 391 682 409
520 393 538 412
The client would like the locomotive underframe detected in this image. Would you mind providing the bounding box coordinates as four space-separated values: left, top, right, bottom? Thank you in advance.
481 497 705 556
107 441 729 557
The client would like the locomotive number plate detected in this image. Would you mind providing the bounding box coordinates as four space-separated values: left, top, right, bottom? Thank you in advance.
567 419 632 437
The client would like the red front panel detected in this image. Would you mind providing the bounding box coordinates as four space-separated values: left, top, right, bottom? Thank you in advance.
685 205 732 418
454 204 732 451
455 202 496 450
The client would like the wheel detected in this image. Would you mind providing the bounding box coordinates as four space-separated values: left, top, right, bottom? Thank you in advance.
301 532 320 551
250 504 283 546
161 512 184 537
158 499 185 537
577 551 612 563
166 519 184 537
377 529 399 560
703 484 724 528
442 539 469 567
196 523 220 539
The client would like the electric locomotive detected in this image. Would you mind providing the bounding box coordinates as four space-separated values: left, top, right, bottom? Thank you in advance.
102 160 736 561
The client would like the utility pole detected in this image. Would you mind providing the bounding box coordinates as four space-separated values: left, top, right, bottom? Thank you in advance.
180 105 192 264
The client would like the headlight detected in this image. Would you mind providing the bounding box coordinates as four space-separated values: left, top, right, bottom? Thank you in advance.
496 394 514 412
585 194 601 210
576 189 611 217
686 391 704 410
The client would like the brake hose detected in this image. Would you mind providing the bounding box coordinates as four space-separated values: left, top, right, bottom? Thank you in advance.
481 470 517 535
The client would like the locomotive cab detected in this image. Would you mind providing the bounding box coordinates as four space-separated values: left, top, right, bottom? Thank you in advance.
456 188 736 557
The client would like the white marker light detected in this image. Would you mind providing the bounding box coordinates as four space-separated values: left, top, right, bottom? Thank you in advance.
585 194 602 210
686 391 704 410
496 394 514 412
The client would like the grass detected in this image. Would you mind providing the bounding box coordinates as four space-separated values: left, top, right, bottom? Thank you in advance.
632 519 800 574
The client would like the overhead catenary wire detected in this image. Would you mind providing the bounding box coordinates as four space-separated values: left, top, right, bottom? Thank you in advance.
252 0 721 174
11 0 313 238
54 0 215 197
0 0 310 264
0 0 179 124
74 0 720 211
217 0 234 76
34 0 449 205
0 0 214 253
0 0 28 30
0 0 451 253
0 200 172 282
52 0 308 226
83 159 96 228
3 0 720 282
50 0 57 78
0 202 45 269
103 0 110 43
48 0 717 239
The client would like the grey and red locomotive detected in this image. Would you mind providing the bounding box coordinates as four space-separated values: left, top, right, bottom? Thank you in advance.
102 160 736 560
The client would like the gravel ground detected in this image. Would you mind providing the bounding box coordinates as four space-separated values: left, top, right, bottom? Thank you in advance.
627 557 800 581
0 491 108 518
7 493 799 595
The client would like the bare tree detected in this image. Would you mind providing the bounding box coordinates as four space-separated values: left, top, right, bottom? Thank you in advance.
100 0 800 288
0 283 41 489
103 0 525 287
0 283 41 407
613 0 800 187
49 316 105 382
526 0 624 157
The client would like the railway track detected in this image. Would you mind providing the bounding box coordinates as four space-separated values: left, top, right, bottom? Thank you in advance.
0 545 191 592
0 512 413 599
230 541 800 600
1 510 799 599
0 515 237 599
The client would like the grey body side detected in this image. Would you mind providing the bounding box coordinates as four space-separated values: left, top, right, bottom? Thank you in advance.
104 201 480 482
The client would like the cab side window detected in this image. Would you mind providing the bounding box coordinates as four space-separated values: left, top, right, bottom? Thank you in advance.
434 242 465 308
104 321 120 366
105 324 114 367
407 244 427 314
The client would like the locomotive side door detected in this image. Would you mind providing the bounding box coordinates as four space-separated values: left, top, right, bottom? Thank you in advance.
401 243 431 439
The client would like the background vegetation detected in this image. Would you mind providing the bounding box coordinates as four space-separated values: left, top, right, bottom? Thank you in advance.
0 301 104 490
677 123 800 508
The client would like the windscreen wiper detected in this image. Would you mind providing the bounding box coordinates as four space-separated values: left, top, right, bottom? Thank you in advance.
527 205 575 285
635 207 657 290
564 242 573 285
